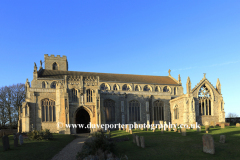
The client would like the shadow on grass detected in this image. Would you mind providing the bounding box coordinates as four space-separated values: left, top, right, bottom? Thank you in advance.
0 134 76 160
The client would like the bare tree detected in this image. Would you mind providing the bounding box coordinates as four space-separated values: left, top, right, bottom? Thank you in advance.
0 83 25 128
227 113 239 118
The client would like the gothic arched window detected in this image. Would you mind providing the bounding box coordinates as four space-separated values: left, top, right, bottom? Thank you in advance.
41 99 56 122
163 86 170 92
100 83 110 90
129 100 140 121
50 81 56 89
52 62 58 70
174 105 179 119
135 85 140 91
113 84 119 91
122 84 131 91
42 81 46 88
155 86 160 92
144 85 151 91
86 89 93 102
153 100 164 121
198 84 211 115
104 99 115 122
69 88 78 102
174 87 177 95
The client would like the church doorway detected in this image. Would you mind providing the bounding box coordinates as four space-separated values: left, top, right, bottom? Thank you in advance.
75 108 90 133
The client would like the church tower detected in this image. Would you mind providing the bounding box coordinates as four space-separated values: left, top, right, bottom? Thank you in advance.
44 54 68 71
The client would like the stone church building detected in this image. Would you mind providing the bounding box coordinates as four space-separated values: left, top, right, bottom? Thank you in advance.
18 54 225 134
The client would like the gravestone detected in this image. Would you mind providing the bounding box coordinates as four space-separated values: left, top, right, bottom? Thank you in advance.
174 128 177 132
202 134 215 154
205 125 209 131
168 127 171 132
19 134 23 145
2 135 10 151
206 131 208 133
210 121 215 128
181 128 186 136
132 134 136 143
221 123 225 129
197 125 201 132
178 129 181 133
136 135 140 147
219 135 226 143
123 125 125 131
161 129 164 134
236 123 240 127
130 130 132 134
14 134 18 147
140 136 145 148
119 126 121 131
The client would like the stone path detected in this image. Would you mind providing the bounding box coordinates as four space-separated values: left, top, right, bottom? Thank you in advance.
51 133 89 160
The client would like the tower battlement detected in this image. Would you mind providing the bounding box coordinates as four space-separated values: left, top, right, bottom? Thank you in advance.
44 54 68 71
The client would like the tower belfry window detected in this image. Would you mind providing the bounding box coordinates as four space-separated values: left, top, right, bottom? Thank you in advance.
52 62 58 70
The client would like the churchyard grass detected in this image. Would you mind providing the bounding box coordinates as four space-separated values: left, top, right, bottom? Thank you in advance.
0 134 75 160
111 126 240 160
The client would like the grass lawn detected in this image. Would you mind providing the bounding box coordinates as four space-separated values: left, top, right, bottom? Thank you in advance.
111 126 240 160
0 134 76 160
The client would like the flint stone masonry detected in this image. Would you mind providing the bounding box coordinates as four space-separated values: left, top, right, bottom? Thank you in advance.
202 134 215 154
219 135 226 143
140 136 145 148
18 54 225 134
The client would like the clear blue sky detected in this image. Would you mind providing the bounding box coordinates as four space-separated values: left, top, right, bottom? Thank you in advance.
0 1 239 117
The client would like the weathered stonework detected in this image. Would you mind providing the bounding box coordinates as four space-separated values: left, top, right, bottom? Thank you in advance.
18 55 225 134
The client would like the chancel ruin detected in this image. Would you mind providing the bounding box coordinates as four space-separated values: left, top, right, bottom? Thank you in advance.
18 54 225 134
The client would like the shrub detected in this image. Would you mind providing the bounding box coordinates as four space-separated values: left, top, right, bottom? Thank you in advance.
27 129 53 140
76 130 115 160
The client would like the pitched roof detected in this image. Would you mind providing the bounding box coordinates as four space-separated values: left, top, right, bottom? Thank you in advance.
38 69 179 85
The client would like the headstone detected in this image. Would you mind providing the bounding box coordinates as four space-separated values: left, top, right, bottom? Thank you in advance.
2 135 10 151
130 130 133 134
14 134 18 147
140 136 145 148
19 134 23 145
219 135 225 143
206 131 208 133
136 135 140 147
123 125 125 131
168 127 171 132
132 134 136 143
197 125 201 132
210 121 215 128
141 125 143 131
236 123 240 127
181 128 186 136
153 129 155 132
221 123 225 129
178 129 181 133
205 125 209 131
119 126 121 131
161 129 164 134
202 134 215 154
174 128 177 132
